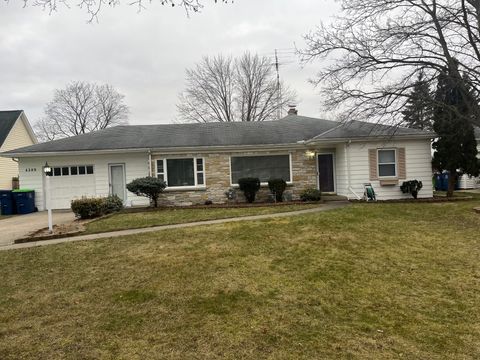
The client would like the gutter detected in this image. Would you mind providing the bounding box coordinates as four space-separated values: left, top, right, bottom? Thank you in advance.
2 143 310 158
1 147 151 158
305 133 435 145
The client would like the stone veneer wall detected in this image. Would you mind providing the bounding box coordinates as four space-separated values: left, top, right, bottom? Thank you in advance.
151 149 318 206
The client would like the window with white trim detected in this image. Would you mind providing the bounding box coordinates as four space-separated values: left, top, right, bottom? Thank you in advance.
378 149 397 177
230 155 291 184
156 158 205 187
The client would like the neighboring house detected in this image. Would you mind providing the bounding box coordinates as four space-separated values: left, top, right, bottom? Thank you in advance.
457 126 480 189
0 110 37 190
1 110 434 210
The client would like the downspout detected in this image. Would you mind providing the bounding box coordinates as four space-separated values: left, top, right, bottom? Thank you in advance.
345 141 361 200
148 150 152 177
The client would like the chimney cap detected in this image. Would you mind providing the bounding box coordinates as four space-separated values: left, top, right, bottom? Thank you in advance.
287 105 298 116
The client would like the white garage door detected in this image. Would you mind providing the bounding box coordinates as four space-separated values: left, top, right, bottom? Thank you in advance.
48 165 96 209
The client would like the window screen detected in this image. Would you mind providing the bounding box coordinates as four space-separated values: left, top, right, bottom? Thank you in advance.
378 150 397 177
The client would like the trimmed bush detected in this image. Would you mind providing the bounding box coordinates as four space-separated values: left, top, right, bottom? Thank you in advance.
126 177 166 207
268 178 287 202
71 195 124 219
300 188 322 202
103 195 124 214
400 180 423 199
238 177 261 203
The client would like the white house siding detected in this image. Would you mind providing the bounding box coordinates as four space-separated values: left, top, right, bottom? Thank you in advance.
335 139 433 200
333 144 349 197
457 143 480 189
0 116 36 189
18 152 150 210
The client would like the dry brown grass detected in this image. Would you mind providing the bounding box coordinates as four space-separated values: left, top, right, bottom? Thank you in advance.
1 200 479 359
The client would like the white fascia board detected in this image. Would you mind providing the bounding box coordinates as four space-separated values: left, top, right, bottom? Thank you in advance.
305 134 435 145
1 148 150 158
19 112 38 144
150 143 305 155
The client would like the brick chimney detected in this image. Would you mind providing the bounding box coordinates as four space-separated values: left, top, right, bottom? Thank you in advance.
287 105 298 115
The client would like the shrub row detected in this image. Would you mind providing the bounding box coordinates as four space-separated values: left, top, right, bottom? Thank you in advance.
71 195 124 219
299 188 322 202
237 177 321 203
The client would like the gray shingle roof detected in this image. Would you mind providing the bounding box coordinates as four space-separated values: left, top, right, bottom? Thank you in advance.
3 114 433 155
0 110 22 147
475 126 480 139
311 120 433 140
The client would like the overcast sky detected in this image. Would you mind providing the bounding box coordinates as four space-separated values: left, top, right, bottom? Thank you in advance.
0 0 339 126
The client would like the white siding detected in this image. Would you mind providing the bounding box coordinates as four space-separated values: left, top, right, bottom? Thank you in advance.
18 152 150 210
0 116 36 189
334 144 350 197
457 143 480 189
334 139 434 200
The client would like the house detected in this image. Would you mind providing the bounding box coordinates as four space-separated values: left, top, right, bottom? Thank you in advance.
457 126 480 189
1 110 435 210
0 110 37 190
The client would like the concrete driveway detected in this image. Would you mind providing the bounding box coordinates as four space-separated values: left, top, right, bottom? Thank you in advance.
0 211 75 247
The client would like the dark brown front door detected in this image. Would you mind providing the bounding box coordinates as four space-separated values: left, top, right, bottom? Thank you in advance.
318 154 335 192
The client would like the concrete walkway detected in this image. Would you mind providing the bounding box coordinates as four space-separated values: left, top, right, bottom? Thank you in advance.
0 210 76 247
0 202 349 251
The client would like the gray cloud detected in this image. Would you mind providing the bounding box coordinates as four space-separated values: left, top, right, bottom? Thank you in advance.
0 0 338 125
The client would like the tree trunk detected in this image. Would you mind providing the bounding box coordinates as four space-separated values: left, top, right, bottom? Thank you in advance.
447 172 456 197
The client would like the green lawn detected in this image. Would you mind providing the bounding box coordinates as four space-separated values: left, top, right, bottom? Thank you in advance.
1 200 479 359
85 204 321 234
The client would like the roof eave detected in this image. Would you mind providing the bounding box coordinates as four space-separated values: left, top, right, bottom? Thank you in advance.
305 133 435 145
149 143 305 154
0 147 151 158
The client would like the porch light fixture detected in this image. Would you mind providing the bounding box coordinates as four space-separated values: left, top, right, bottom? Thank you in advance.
304 150 316 160
43 162 53 233
43 162 52 176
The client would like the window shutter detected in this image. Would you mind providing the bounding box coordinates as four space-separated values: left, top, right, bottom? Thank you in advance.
368 149 378 180
397 147 406 179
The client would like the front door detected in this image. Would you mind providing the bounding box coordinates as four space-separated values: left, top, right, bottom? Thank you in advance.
318 154 335 193
109 164 126 202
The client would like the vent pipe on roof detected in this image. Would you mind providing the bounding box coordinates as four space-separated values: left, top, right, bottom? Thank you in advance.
287 105 298 116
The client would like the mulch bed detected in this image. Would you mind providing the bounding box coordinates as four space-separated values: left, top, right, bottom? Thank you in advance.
350 196 474 204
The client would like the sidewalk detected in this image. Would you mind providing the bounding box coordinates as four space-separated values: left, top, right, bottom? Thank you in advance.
0 202 349 251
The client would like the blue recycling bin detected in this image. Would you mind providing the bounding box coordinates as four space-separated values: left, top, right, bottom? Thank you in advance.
434 174 442 191
435 172 458 191
12 189 35 215
0 190 15 215
441 173 449 191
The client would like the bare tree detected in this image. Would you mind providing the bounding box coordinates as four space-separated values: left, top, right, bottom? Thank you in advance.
299 0 480 128
34 81 129 142
16 0 232 22
178 55 236 123
177 52 297 123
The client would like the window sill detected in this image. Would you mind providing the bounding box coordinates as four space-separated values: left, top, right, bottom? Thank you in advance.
164 186 207 192
379 179 399 186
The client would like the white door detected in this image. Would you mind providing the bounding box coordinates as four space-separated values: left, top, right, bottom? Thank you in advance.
48 167 96 209
109 164 126 202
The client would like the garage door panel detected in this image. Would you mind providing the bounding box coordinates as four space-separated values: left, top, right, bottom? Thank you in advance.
50 175 96 209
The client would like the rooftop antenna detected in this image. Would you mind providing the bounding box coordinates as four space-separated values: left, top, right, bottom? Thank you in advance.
275 49 281 120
